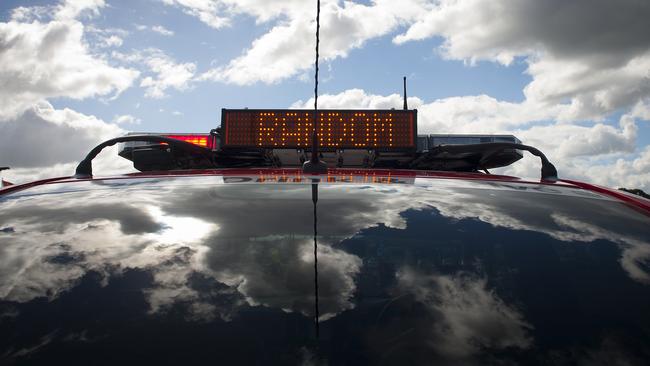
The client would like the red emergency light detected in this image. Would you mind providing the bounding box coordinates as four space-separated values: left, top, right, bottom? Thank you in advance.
163 134 214 149
221 109 417 150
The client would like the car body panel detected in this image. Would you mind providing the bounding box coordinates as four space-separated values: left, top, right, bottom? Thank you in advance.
1 171 649 365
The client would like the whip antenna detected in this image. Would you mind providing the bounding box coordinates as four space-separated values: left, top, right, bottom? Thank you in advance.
303 0 327 173
403 76 408 110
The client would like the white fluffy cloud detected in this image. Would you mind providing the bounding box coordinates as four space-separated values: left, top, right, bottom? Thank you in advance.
112 114 141 125
0 0 138 182
178 0 650 126
151 25 175 36
282 0 650 189
96 34 123 48
54 0 106 20
291 88 424 110
135 24 175 36
140 52 196 98
294 88 650 190
161 0 231 29
161 0 313 29
393 0 650 120
196 0 426 85
518 117 637 159
0 102 133 183
112 48 196 98
0 0 139 120
2 0 649 192
171 0 650 122
293 89 563 133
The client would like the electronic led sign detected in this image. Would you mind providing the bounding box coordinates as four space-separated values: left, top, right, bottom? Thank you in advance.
221 109 417 150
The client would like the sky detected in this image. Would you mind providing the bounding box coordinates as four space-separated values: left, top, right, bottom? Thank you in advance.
1 0 649 190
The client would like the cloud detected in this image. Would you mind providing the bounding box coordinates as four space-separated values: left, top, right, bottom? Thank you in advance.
518 116 637 159
84 26 130 50
393 0 650 120
292 89 559 133
10 6 52 22
0 102 122 169
294 88 650 190
564 147 650 194
112 48 195 98
502 111 647 190
161 0 230 29
182 0 650 121
394 0 650 65
0 0 139 120
526 54 650 121
3 0 649 197
182 0 650 123
96 34 123 48
291 88 424 110
0 1 125 177
140 53 196 98
161 0 317 28
0 102 133 183
196 0 426 85
151 25 175 36
112 114 141 124
135 24 175 36
54 0 106 20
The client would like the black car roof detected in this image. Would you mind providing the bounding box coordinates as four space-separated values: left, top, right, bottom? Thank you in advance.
1 173 649 365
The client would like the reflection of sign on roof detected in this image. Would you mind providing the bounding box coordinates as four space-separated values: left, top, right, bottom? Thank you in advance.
221 109 417 150
222 172 416 185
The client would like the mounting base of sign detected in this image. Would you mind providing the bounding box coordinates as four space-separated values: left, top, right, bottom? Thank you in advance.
302 159 328 174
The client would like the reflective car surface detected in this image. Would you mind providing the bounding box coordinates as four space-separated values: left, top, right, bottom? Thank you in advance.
1 172 649 365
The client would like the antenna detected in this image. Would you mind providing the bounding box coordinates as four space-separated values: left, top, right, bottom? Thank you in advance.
403 76 408 110
303 0 327 173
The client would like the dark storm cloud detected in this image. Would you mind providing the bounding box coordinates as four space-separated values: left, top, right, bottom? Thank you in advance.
502 0 650 66
393 0 650 119
398 0 650 65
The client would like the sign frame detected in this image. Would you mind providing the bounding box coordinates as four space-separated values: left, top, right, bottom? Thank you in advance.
220 108 418 151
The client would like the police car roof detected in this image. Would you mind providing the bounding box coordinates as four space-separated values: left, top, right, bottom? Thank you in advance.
1 167 649 212
0 169 649 364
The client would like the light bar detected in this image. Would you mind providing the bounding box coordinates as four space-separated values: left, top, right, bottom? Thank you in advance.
417 134 522 151
221 109 417 150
